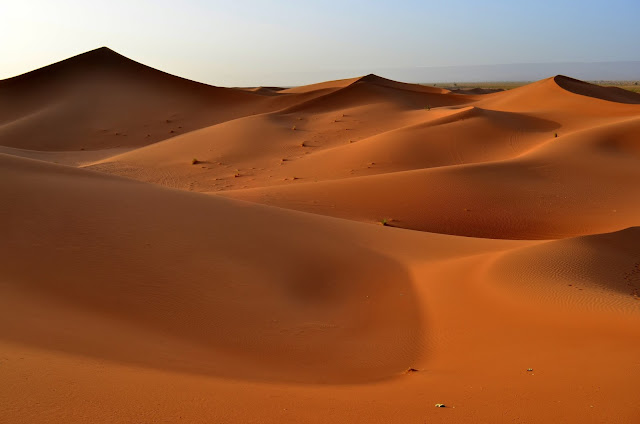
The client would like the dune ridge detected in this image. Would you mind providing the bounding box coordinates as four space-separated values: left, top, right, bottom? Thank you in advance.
553 74 640 104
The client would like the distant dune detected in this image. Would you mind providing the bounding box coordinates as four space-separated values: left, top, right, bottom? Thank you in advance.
0 47 278 151
553 75 640 104
1 48 640 424
258 61 640 87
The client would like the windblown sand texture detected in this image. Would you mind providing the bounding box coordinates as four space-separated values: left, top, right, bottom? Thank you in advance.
2 48 640 423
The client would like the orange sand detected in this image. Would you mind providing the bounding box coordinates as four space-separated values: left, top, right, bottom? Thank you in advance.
1 48 639 423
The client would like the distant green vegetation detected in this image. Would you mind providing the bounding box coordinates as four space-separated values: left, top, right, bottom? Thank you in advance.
599 81 640 93
427 81 530 91
425 80 640 93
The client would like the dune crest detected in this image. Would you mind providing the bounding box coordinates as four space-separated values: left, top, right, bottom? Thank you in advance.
553 74 640 104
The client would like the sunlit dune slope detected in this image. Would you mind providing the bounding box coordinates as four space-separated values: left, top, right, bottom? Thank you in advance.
220 113 640 239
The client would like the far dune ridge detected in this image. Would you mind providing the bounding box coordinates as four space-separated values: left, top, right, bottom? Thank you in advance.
1 48 640 424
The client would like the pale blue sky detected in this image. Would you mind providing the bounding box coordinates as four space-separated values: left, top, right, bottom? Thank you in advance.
2 0 639 86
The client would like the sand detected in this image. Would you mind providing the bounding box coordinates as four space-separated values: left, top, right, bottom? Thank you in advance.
1 48 639 423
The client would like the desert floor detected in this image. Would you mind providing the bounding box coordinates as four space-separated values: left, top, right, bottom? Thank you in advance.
2 47 640 423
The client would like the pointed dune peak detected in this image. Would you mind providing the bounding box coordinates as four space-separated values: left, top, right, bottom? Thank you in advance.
354 73 393 84
283 74 448 95
55 46 151 75
554 74 584 83
68 46 135 67
553 74 640 104
77 46 124 59
1 46 145 86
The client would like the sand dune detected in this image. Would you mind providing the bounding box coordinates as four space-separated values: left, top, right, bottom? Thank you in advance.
240 86 286 95
212 75 640 238
489 226 640 309
0 153 424 383
3 152 640 423
220 115 640 239
280 74 472 114
451 87 505 95
0 47 271 151
2 49 640 423
553 75 640 104
272 106 559 176
477 75 640 122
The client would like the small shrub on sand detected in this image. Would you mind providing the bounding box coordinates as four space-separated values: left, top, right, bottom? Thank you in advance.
191 158 199 165
554 132 558 138
381 218 390 226
291 125 297 131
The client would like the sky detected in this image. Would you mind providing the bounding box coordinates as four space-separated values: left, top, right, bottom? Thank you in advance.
2 0 640 86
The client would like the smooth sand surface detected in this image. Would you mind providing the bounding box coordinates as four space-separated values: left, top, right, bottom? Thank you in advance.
1 48 639 423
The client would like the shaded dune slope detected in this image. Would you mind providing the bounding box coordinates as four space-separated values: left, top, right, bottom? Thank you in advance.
0 153 424 384
0 47 269 151
553 75 640 104
488 227 640 311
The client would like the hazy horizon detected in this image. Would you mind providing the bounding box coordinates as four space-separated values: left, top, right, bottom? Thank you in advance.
2 0 640 86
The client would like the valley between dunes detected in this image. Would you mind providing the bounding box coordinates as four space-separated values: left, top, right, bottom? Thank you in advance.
1 48 640 423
